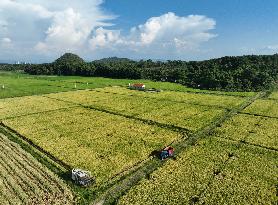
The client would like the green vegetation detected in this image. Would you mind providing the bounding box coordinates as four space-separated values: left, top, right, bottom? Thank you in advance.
0 133 74 204
118 137 278 205
0 71 255 99
3 53 278 91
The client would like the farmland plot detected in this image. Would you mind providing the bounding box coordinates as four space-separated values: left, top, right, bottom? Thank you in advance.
213 114 278 150
3 107 181 185
243 99 278 118
0 74 73 99
118 138 278 205
0 133 74 205
198 142 278 205
0 95 74 120
94 87 247 109
46 88 230 131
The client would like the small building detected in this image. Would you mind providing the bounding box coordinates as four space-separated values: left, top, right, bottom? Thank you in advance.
129 83 146 91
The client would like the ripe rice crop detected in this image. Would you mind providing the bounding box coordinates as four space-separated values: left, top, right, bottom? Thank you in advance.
198 141 278 204
94 87 247 109
213 113 278 150
46 88 229 131
0 133 74 205
118 137 277 205
243 99 278 118
3 107 181 185
0 96 73 120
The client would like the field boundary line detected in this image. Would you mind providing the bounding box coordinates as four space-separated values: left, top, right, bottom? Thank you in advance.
1 105 80 121
0 122 72 171
44 95 192 135
239 112 278 120
214 136 278 152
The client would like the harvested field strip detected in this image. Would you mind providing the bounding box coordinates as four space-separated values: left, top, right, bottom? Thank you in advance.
0 135 68 191
0 133 74 204
3 107 181 186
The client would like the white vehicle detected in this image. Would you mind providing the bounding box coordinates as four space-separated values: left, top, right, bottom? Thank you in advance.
71 169 94 186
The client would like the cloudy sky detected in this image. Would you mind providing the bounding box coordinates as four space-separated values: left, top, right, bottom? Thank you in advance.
0 0 278 63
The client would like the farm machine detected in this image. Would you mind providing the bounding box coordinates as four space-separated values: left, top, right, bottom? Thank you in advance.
71 169 94 187
159 146 174 160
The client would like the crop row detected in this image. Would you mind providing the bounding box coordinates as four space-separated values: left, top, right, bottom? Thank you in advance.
0 133 74 204
0 95 74 120
3 107 181 186
118 137 278 205
46 88 230 131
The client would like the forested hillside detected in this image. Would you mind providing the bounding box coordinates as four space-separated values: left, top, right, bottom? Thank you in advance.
2 53 278 91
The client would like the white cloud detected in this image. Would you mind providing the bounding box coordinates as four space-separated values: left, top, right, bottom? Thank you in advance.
0 0 115 57
89 27 121 49
89 12 217 58
266 44 278 50
1 37 11 43
0 1 216 61
134 13 216 46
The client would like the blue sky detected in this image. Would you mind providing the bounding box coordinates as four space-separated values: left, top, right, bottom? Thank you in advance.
0 0 278 62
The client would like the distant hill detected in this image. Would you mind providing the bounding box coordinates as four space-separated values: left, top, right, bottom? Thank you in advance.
93 57 134 63
54 53 85 65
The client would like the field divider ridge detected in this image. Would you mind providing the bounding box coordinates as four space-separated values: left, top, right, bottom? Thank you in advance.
238 111 278 120
1 105 80 121
43 95 192 135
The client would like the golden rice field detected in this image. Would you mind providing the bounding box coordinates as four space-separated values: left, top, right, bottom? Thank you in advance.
213 113 278 150
118 137 278 205
45 87 248 131
3 107 181 185
0 133 74 205
1 78 277 205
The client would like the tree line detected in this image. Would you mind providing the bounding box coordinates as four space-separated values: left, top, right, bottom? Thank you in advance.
1 53 278 91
